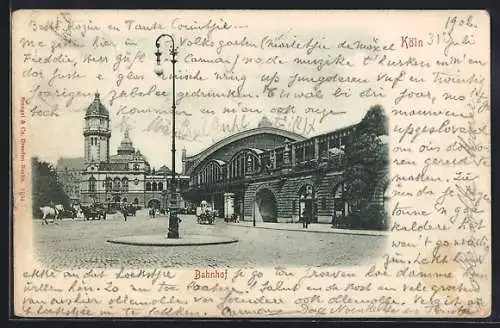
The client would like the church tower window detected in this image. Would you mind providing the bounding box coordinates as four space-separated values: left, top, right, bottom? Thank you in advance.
122 178 129 192
113 177 121 191
88 177 96 192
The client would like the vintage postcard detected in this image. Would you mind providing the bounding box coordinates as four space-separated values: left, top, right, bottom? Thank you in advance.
11 10 491 318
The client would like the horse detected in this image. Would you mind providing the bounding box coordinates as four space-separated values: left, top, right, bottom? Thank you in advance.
54 204 65 221
40 206 59 225
76 209 85 219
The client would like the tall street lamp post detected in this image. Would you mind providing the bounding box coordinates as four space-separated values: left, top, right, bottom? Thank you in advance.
154 33 180 239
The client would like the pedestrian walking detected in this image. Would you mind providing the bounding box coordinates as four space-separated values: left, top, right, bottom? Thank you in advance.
303 203 311 229
122 206 128 222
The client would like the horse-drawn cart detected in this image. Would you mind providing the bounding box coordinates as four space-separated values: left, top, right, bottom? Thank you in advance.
80 203 106 220
197 211 215 224
196 201 215 225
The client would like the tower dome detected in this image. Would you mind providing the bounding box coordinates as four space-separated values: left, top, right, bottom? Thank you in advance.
117 129 135 155
85 92 109 117
258 116 273 128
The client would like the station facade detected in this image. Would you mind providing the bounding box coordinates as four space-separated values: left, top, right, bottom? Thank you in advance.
182 113 389 224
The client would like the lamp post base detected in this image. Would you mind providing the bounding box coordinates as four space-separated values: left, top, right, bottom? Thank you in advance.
167 231 179 239
167 210 179 239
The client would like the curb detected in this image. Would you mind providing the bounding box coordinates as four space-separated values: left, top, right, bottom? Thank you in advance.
225 223 388 237
107 234 239 247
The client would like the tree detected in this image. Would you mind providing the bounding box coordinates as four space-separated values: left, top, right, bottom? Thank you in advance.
342 105 389 228
31 157 71 216
357 104 389 136
344 105 388 179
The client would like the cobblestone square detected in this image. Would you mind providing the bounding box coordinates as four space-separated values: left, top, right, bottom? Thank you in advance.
33 210 388 269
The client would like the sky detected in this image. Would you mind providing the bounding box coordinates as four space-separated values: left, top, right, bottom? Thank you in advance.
12 10 490 170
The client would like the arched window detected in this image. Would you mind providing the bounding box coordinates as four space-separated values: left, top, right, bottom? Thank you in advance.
134 198 139 204
122 177 129 192
88 177 96 192
146 182 151 191
229 150 260 179
105 177 112 192
246 155 254 174
345 179 367 212
113 177 121 191
152 182 157 191
158 182 163 191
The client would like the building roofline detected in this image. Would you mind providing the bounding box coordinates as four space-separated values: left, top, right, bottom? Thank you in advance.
184 127 306 175
184 127 305 161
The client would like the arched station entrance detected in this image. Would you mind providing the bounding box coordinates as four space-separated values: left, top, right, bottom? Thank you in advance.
253 188 278 222
331 179 370 227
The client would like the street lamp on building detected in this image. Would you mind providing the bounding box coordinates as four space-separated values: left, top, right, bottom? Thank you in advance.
154 33 180 239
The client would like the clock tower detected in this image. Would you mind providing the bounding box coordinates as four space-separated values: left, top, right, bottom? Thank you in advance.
83 92 111 164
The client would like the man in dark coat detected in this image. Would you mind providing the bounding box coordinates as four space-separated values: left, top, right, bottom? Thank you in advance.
122 204 128 222
303 202 311 229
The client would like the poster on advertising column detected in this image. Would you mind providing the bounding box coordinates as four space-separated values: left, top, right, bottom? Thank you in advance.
11 10 491 318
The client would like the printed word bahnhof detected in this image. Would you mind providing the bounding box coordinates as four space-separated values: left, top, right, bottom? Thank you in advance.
57 93 389 224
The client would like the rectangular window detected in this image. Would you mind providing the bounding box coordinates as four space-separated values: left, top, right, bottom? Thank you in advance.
321 197 327 210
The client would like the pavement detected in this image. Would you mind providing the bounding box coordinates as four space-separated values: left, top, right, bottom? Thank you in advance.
226 221 389 236
33 211 388 269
